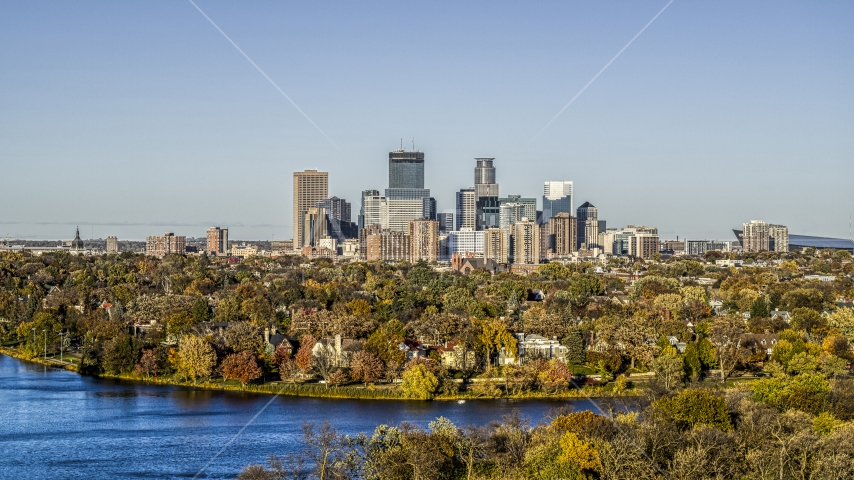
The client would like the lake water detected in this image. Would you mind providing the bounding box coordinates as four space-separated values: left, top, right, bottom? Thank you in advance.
0 354 619 479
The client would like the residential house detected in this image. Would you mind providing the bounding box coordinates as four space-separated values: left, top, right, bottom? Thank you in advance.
738 333 779 357
435 340 476 371
398 338 426 361
666 336 688 354
770 310 791 323
499 333 568 365
312 334 361 367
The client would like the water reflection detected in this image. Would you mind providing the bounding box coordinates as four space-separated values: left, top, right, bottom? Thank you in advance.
0 354 634 479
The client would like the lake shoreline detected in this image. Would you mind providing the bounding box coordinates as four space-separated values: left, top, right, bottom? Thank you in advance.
0 347 640 402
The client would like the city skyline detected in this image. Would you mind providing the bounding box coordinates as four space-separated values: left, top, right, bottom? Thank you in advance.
2 2 852 241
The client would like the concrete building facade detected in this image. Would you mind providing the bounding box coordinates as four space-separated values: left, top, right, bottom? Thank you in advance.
293 170 328 248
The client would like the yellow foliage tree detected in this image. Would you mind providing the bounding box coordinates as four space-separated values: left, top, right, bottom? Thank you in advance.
559 432 601 473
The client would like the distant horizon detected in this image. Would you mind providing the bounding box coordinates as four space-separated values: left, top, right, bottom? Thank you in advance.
2 220 851 244
2 2 852 244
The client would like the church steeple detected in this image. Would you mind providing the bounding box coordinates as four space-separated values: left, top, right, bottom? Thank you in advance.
71 226 84 251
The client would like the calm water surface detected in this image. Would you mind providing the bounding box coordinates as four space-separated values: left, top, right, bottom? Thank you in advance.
0 354 614 479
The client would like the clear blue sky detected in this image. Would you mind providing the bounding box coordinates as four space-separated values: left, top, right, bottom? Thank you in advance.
2 1 852 241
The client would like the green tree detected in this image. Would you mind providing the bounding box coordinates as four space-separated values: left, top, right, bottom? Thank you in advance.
654 389 733 431
749 295 770 319
683 342 703 380
561 328 586 365
827 307 854 341
191 296 210 323
175 334 217 384
401 364 439 400
101 334 140 375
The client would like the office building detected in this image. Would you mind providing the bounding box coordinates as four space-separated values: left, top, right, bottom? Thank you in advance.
231 244 258 258
455 188 476 231
474 158 499 200
438 212 454 233
409 219 439 262
359 189 380 229
499 195 537 224
476 196 501 230
542 181 574 220
684 240 731 256
448 228 484 257
768 224 789 253
512 218 540 265
318 197 357 241
301 207 328 248
206 227 229 256
438 233 450 261
743 220 770 252
499 203 526 233
106 236 118 253
365 230 410 262
576 202 598 249
548 213 577 257
389 150 425 189
146 233 186 258
293 170 328 248
317 196 351 223
483 228 510 264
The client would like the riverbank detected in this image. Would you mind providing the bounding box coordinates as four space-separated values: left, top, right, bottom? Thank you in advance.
0 346 640 401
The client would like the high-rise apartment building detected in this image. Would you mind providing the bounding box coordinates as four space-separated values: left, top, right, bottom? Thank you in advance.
146 233 186 258
474 158 499 199
438 212 454 233
389 150 425 189
542 181 574 221
365 230 410 262
743 220 770 252
512 218 540 265
409 219 439 262
106 236 118 253
448 228 484 258
768 224 789 253
576 202 598 249
548 213 577 257
206 227 229 256
359 224 383 260
455 188 476 231
539 223 553 261
583 219 601 250
629 232 659 260
483 228 509 264
293 170 328 248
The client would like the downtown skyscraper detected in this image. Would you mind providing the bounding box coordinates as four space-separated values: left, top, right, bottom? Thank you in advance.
293 170 328 248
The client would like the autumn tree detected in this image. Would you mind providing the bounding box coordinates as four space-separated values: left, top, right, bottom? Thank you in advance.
401 363 439 400
349 350 384 385
134 349 158 378
708 315 750 381
221 350 263 386
474 317 517 368
295 334 316 377
175 334 217 384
